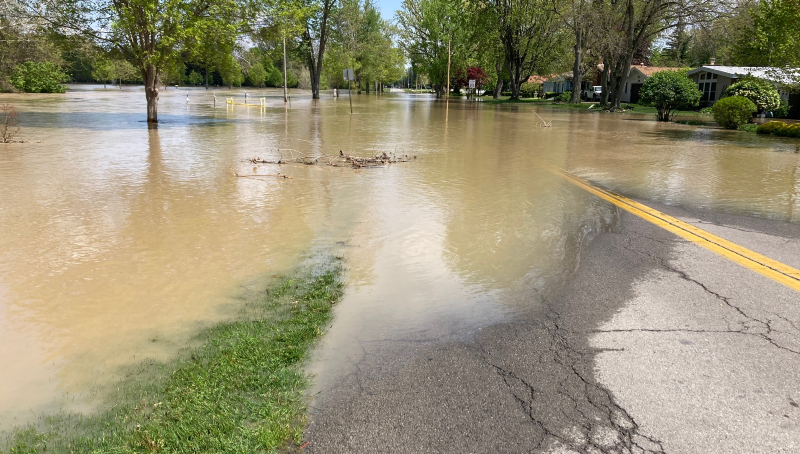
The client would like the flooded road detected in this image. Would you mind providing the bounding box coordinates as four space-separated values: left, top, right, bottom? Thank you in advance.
1 86 799 431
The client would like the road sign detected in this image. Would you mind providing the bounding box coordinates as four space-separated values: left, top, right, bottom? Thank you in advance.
343 69 354 81
468 79 476 89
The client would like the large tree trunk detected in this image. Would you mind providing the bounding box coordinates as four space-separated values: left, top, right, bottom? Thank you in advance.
143 64 160 124
609 0 635 111
305 0 333 100
571 27 583 104
493 60 504 99
508 60 522 101
599 56 610 108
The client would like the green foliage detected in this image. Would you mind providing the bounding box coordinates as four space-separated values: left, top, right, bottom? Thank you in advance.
712 96 757 129
724 76 781 112
737 123 758 132
638 70 702 121
266 64 283 87
187 70 204 85
736 0 800 70
91 58 116 86
519 82 539 98
247 64 267 87
11 61 68 93
773 100 792 118
555 91 572 102
218 54 243 87
4 262 345 453
699 107 713 114
757 121 800 138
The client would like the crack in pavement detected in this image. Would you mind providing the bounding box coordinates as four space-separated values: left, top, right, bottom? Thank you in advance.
475 310 666 454
619 236 800 356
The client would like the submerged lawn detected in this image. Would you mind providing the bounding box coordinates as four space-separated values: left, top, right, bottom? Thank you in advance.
4 259 344 454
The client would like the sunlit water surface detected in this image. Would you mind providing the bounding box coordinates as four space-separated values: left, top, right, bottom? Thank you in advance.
1 85 798 429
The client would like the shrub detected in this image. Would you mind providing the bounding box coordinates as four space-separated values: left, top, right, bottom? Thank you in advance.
724 76 781 113
638 70 702 121
757 121 786 135
519 82 539 98
11 61 68 93
699 107 713 114
712 96 757 129
247 64 267 87
544 92 557 99
737 123 758 132
773 100 791 118
755 121 800 138
555 91 572 102
187 70 203 85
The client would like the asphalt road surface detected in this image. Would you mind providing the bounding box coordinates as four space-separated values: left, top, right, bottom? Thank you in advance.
305 198 800 453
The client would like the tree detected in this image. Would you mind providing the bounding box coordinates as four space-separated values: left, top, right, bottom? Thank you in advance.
723 76 781 113
638 70 701 121
188 70 204 85
247 63 267 86
491 0 567 100
219 54 244 87
15 0 242 122
92 57 115 88
734 0 800 86
592 0 723 111
397 0 466 97
11 61 68 93
301 0 334 98
551 0 592 103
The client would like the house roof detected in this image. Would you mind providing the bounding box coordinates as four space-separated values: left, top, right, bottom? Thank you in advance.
527 75 549 84
687 66 799 84
631 66 682 76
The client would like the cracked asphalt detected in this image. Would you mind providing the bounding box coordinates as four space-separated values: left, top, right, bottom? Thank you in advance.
304 200 800 453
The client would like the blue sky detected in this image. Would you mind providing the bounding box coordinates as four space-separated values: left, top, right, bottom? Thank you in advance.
376 0 401 21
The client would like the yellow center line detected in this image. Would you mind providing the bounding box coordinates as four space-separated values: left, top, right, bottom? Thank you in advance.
549 167 800 293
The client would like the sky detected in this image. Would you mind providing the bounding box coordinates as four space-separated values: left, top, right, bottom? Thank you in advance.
375 0 401 21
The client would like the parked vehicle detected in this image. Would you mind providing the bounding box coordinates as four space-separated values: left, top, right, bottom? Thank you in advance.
581 86 603 101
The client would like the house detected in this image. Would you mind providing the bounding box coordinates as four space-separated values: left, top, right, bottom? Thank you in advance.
621 66 682 104
686 65 798 108
542 68 600 95
542 73 572 94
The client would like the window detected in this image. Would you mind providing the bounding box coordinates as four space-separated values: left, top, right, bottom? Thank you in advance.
701 73 706 80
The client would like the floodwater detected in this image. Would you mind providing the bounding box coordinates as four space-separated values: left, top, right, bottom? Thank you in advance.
1 86 799 430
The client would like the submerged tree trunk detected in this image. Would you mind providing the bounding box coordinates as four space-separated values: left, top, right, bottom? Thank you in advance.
305 0 333 100
143 64 160 124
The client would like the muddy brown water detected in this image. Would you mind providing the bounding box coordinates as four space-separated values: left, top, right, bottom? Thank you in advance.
1 86 799 430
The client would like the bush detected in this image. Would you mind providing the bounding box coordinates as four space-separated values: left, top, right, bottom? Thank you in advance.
757 121 786 135
11 61 68 93
544 92 557 99
638 70 702 121
555 91 572 102
755 121 800 138
699 107 713 114
519 82 539 98
712 96 757 129
724 76 781 113
738 123 758 132
773 100 791 118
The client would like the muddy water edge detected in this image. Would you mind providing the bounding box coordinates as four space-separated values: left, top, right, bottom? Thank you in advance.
1 86 799 437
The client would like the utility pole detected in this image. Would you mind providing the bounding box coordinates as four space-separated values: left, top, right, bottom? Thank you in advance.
446 38 451 99
283 35 288 103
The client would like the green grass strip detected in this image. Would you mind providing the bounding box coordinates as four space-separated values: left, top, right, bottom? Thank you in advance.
4 260 344 454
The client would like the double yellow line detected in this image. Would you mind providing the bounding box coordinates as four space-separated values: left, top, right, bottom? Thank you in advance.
550 167 800 293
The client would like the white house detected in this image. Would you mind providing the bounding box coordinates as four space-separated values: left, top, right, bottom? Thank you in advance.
686 66 797 107
542 73 572 94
